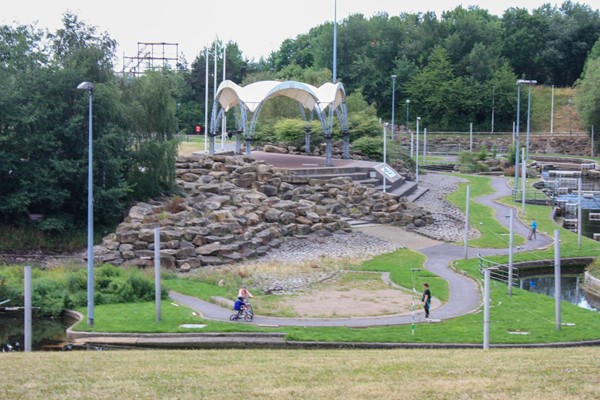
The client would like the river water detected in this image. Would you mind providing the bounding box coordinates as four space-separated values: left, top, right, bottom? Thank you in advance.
0 313 75 351
521 273 599 312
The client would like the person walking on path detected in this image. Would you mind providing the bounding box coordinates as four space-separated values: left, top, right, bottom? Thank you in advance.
529 218 537 240
422 283 431 319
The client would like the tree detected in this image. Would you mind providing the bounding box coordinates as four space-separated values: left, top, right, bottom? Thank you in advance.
0 14 180 233
441 6 503 74
125 70 178 199
575 39 600 135
406 47 468 130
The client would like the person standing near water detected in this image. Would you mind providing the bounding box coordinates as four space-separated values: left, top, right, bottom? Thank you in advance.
422 283 431 319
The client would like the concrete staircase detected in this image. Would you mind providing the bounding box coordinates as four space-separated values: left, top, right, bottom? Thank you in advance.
284 165 419 198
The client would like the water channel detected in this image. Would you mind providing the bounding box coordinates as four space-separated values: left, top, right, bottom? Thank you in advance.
521 273 599 312
0 313 76 351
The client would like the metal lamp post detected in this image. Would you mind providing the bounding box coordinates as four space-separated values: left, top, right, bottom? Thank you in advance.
514 81 522 192
524 80 537 162
515 79 536 190
391 75 397 141
77 81 95 327
406 99 411 156
416 117 421 183
383 123 388 193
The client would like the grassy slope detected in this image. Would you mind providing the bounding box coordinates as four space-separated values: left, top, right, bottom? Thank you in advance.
532 86 582 133
446 175 527 248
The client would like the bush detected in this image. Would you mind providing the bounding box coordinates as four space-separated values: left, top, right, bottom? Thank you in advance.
32 278 67 316
352 136 383 159
0 264 168 317
477 147 488 161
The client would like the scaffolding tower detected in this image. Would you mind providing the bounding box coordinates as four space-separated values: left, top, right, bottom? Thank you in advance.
122 42 180 77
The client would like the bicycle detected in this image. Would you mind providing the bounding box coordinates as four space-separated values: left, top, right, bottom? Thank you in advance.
230 303 254 322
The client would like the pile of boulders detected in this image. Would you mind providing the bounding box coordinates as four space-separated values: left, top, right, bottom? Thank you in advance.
94 154 431 271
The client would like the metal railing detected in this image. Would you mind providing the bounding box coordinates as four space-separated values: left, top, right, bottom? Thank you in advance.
512 188 551 205
477 254 519 286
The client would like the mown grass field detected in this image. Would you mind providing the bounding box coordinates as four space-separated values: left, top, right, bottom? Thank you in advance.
2 348 599 399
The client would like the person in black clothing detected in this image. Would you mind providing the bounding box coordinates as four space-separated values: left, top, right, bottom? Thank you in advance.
422 283 431 319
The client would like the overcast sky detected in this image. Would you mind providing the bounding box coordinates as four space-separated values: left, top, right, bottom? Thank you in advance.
3 0 600 69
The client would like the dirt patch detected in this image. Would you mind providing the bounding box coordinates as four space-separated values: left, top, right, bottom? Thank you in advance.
281 287 416 317
263 272 435 318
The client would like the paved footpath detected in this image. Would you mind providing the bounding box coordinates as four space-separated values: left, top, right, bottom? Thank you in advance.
171 175 552 327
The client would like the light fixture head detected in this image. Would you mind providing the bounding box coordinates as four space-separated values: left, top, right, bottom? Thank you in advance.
391 75 397 80
516 79 537 86
77 81 94 90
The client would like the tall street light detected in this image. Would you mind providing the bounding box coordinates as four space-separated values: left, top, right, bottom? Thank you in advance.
333 0 337 82
383 123 388 193
514 81 522 192
524 80 537 162
77 81 95 327
416 117 421 183
391 75 397 141
406 99 412 156
514 79 536 193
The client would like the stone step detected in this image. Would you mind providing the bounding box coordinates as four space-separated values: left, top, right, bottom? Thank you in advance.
287 171 370 182
355 178 380 187
375 181 419 198
340 217 381 228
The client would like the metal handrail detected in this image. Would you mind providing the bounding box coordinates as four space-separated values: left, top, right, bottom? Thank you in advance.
477 254 520 286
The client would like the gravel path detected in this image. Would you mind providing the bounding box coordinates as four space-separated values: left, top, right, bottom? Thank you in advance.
254 232 403 264
412 173 480 242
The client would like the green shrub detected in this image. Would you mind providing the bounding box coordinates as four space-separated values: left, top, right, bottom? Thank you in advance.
352 136 383 159
32 278 67 316
477 147 488 161
65 270 87 293
0 264 167 317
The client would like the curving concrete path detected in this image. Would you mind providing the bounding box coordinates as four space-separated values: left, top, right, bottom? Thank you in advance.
171 174 553 327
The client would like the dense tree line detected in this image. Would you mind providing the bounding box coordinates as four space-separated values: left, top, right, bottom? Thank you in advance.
264 2 600 130
0 14 177 233
177 2 600 134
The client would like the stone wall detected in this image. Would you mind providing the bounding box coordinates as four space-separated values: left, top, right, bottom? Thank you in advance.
397 134 591 156
94 154 431 271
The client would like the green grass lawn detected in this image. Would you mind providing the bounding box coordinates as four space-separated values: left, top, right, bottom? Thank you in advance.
356 249 448 301
446 174 527 248
3 348 599 399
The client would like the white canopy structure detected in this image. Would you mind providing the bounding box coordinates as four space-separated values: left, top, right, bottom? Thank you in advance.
208 80 350 165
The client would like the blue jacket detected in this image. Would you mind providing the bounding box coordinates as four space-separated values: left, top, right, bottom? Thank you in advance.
233 300 244 311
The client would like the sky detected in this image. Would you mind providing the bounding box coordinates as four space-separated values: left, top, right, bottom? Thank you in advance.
3 0 600 70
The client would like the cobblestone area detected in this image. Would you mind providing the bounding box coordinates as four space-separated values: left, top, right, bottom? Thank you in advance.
412 173 479 242
257 231 403 264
